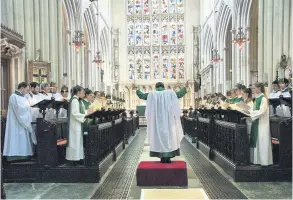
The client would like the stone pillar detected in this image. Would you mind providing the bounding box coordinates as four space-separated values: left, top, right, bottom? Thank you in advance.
7 0 14 29
265 0 273 91
34 0 40 52
258 0 264 82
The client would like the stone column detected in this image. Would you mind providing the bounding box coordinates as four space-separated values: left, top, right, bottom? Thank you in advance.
7 0 14 29
24 0 34 60
283 0 291 55
265 0 273 91
34 0 40 52
258 0 264 82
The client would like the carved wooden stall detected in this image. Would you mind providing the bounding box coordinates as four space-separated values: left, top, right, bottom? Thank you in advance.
2 105 139 183
182 107 292 182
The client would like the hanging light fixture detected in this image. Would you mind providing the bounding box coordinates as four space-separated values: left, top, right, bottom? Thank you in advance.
72 30 85 53
211 49 221 63
92 51 104 66
231 27 248 49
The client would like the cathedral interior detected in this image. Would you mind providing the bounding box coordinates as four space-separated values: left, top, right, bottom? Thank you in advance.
0 0 292 199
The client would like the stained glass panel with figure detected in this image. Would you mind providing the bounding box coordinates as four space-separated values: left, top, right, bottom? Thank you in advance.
135 48 143 79
161 18 168 45
143 0 149 14
143 20 150 46
128 20 135 46
127 0 134 15
143 49 151 80
135 0 142 14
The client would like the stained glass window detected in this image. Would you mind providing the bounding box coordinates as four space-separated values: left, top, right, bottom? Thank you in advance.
127 0 185 80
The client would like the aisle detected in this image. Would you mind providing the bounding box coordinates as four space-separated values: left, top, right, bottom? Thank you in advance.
91 129 146 199
128 135 207 199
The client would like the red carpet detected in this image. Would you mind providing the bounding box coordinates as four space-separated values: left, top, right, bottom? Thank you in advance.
136 161 188 186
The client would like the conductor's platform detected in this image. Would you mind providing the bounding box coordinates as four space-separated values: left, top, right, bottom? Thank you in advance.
136 161 188 186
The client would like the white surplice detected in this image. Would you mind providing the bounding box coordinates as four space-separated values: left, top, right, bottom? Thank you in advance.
268 91 282 116
3 93 37 157
250 94 273 166
66 96 86 161
25 93 43 121
278 89 291 117
145 90 183 154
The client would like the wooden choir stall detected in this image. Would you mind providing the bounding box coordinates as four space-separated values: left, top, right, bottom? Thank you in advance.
182 99 292 182
1 99 139 183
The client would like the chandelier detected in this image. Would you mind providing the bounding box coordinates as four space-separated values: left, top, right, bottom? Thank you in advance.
211 49 221 63
92 51 104 66
72 30 85 53
231 27 248 49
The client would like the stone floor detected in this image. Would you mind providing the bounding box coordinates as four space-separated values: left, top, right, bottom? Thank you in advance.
3 129 293 199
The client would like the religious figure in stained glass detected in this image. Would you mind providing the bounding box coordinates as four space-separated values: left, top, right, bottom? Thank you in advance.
178 54 184 79
143 55 151 80
162 56 169 79
152 50 160 79
170 19 177 45
128 21 134 46
178 19 184 45
127 0 134 15
135 48 143 79
143 22 150 46
177 0 184 13
161 19 168 45
143 0 149 14
151 0 160 14
128 54 135 80
152 19 160 46
135 21 142 45
162 0 168 13
169 0 176 13
135 0 142 14
170 54 177 79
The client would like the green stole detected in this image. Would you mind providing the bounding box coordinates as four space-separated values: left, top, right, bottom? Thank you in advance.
250 94 264 148
14 91 24 97
81 99 92 110
234 97 244 103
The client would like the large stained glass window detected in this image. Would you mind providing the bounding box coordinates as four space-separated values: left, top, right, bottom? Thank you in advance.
127 0 185 80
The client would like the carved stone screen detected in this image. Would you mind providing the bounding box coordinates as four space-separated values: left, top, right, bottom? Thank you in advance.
127 0 185 81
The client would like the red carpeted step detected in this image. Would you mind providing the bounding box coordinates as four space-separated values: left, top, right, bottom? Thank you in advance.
136 161 188 186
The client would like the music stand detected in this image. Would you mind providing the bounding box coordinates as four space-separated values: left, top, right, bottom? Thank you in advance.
52 100 68 118
32 99 55 118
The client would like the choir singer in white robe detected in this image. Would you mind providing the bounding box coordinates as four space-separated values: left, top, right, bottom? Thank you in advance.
66 86 92 165
249 82 273 166
145 82 184 163
3 82 37 162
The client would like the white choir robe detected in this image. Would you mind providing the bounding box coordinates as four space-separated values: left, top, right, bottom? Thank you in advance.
250 95 273 166
66 97 86 161
278 89 291 117
145 90 183 157
3 93 37 157
268 91 282 116
25 93 43 121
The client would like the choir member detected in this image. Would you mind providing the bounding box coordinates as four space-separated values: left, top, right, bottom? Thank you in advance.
277 78 291 117
66 86 91 165
3 82 36 162
249 82 273 166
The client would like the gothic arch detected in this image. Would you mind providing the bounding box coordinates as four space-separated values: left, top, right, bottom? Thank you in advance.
216 1 232 92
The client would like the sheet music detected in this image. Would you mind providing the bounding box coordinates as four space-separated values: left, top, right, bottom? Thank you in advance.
235 102 251 111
